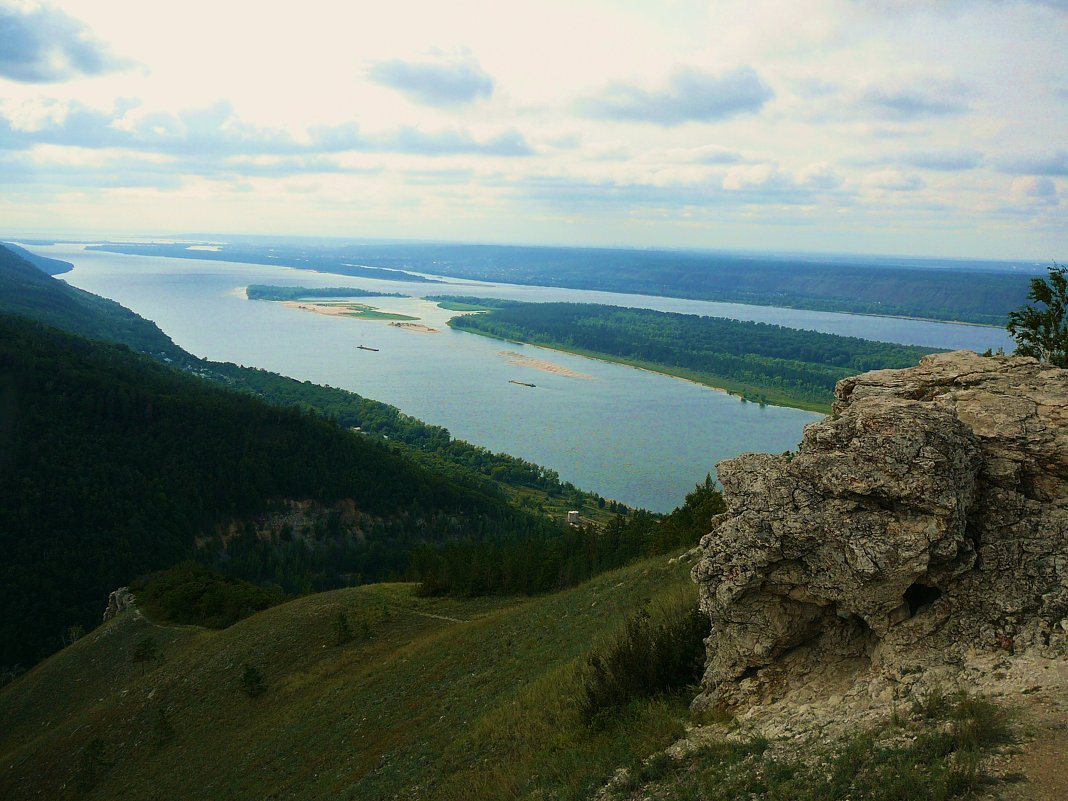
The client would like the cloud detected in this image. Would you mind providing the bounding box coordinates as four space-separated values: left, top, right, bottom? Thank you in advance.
901 149 983 171
1025 0 1068 13
693 146 743 165
997 150 1068 176
0 100 305 156
367 54 495 107
861 79 970 119
578 66 773 126
796 162 842 189
1011 175 1059 204
376 127 532 156
0 3 130 83
506 162 837 214
863 169 926 190
0 100 533 159
722 163 784 191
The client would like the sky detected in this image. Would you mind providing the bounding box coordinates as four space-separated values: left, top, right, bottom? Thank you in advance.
0 0 1065 259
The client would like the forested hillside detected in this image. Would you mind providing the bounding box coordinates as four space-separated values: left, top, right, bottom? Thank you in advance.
0 245 185 361
449 301 939 410
1 242 73 275
0 245 609 516
0 314 560 669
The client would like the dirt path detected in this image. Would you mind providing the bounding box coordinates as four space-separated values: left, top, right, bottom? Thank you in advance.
391 607 467 623
980 657 1068 801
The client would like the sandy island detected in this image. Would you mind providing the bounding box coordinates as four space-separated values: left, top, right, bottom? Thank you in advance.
281 301 418 322
390 322 440 333
284 301 361 317
499 350 593 379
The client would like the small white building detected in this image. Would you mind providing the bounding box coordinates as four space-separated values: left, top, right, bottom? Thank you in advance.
566 510 581 525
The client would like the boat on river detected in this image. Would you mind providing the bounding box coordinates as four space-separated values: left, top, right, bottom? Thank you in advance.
357 345 379 352
509 380 536 388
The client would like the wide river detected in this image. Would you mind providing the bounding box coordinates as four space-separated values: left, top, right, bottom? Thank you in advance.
40 244 1014 512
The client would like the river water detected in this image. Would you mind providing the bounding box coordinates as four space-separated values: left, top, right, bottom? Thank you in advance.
40 244 1013 511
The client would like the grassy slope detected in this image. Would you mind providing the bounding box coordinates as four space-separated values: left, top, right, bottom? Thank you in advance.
0 555 696 801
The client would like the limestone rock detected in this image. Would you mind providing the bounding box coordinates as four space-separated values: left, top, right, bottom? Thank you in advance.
103 586 135 622
692 351 1068 711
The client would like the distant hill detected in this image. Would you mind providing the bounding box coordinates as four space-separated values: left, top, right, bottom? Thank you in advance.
89 240 1035 325
1 242 73 275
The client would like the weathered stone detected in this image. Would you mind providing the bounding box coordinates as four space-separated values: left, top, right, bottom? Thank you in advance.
692 351 1068 712
103 586 135 622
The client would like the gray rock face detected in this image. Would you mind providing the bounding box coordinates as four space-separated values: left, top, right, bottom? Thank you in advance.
692 351 1068 711
103 587 135 622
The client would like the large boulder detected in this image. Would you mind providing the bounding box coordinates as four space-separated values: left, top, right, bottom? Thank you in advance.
692 351 1068 711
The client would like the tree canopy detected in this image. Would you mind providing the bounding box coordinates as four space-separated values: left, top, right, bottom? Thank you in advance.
1007 264 1068 367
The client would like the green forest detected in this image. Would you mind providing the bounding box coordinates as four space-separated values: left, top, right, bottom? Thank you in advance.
448 300 939 410
246 285 406 301
0 245 633 672
409 475 725 597
0 244 610 516
0 245 189 363
0 313 564 669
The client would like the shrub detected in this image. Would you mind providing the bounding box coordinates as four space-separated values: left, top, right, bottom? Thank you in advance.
577 596 709 723
132 561 285 629
240 664 267 699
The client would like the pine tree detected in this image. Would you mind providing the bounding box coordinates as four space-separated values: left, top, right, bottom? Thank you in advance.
1007 264 1068 367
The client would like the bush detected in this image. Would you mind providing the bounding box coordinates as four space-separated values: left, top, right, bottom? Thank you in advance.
132 562 285 629
578 596 709 723
240 664 267 699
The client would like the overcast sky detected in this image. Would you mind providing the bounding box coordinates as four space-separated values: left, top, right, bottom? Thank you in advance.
1 0 1065 259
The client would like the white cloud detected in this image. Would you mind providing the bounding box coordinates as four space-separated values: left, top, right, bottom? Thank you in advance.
1011 175 1059 204
367 53 495 107
863 169 926 191
796 162 842 189
0 2 132 83
578 66 774 126
722 163 781 190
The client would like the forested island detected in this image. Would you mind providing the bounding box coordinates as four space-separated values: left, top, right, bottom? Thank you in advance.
447 300 940 411
246 285 407 301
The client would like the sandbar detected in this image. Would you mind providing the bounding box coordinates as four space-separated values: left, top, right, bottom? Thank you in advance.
499 350 592 379
390 322 440 333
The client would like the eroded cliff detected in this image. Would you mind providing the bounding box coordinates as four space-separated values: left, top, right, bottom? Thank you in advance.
692 350 1068 714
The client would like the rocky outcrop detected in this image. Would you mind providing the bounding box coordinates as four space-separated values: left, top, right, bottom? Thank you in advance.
103 587 135 622
692 350 1068 712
